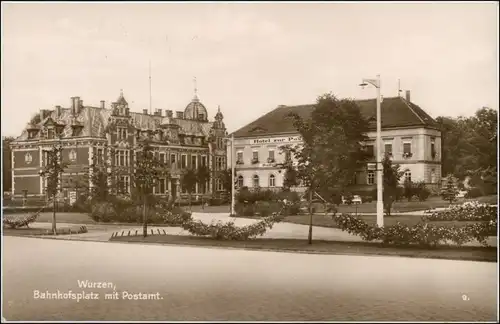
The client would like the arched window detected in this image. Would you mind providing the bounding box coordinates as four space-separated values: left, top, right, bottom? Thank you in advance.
237 175 244 188
252 175 260 188
269 174 276 187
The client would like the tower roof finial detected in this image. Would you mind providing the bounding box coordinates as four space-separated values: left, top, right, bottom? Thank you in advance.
120 89 124 97
217 105 221 113
193 76 198 100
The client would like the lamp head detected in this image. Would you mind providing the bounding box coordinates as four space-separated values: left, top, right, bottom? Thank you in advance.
359 82 368 87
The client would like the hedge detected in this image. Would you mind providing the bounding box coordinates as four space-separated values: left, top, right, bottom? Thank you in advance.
332 213 497 247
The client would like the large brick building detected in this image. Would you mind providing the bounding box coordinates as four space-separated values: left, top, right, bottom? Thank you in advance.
10 90 228 202
229 91 442 194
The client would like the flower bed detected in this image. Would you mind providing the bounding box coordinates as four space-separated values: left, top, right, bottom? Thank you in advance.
332 213 497 247
421 201 497 222
180 211 285 240
3 209 42 229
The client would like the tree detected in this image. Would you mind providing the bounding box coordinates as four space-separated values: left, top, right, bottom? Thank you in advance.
436 107 497 179
39 144 69 234
288 93 370 243
382 154 403 216
196 165 210 206
3 136 14 193
132 141 169 237
441 174 459 204
181 168 198 209
280 146 300 190
403 179 415 202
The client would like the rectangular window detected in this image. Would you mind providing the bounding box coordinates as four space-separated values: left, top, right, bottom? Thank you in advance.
115 150 130 167
201 156 207 167
97 149 104 164
403 143 412 154
117 127 128 140
191 156 197 169
216 157 224 171
171 154 176 165
159 178 167 194
119 176 130 194
181 155 187 168
384 143 392 156
268 150 275 161
237 152 243 164
216 178 224 191
159 153 166 164
47 128 55 139
367 171 375 185
252 151 259 163
431 138 436 158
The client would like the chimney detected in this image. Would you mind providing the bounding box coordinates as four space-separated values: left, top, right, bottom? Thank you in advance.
166 110 173 118
405 90 411 102
143 109 148 115
100 100 105 109
55 105 62 117
72 96 80 115
176 111 184 119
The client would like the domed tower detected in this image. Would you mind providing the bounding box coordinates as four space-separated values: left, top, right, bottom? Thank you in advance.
184 79 208 121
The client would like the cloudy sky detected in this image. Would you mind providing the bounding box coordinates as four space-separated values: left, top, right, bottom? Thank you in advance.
1 2 498 137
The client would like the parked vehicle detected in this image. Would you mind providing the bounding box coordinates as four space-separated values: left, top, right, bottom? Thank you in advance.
342 195 362 204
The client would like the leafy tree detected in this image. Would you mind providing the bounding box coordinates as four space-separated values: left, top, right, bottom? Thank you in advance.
181 168 198 209
2 136 14 193
436 107 497 179
196 165 210 193
132 141 169 237
39 145 69 234
288 93 370 243
279 145 300 190
382 154 403 216
441 174 459 204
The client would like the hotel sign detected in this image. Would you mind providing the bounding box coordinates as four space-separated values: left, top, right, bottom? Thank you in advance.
250 136 302 145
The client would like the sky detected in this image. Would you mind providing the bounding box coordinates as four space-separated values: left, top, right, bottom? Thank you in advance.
1 1 498 137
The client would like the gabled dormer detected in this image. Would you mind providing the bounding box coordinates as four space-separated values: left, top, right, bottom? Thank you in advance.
42 116 65 139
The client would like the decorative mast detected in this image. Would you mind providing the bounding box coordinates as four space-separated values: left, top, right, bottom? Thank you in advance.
398 79 402 97
149 60 152 115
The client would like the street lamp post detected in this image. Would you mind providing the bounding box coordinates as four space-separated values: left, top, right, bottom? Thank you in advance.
360 75 384 227
230 134 235 216
225 134 236 216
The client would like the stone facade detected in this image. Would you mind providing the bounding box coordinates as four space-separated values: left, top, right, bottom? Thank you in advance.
10 91 228 201
229 94 442 193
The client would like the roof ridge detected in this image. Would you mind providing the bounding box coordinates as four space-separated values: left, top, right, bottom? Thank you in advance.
400 97 426 124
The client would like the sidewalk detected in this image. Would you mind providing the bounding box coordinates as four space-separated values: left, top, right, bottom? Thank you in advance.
20 212 497 248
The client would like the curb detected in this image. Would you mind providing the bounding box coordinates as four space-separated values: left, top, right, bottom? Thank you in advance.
108 239 497 263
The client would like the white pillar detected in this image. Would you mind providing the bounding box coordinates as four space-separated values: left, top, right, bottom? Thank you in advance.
11 148 15 196
375 75 384 227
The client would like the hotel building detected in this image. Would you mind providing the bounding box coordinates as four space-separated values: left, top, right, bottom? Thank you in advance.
229 91 442 193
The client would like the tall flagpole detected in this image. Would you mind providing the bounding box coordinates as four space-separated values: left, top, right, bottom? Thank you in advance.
149 60 152 115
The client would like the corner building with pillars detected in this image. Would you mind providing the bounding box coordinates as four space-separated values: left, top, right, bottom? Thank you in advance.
10 90 228 201
230 91 442 194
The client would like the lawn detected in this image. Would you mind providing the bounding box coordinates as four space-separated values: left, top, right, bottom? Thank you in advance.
284 214 497 236
3 212 96 225
111 234 497 263
2 225 87 236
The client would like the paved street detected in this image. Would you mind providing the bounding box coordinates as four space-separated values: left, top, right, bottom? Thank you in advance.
3 236 498 321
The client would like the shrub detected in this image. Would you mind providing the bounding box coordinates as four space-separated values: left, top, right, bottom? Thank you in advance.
235 202 255 216
332 213 496 247
90 202 116 223
422 201 497 222
418 187 431 202
465 187 483 199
